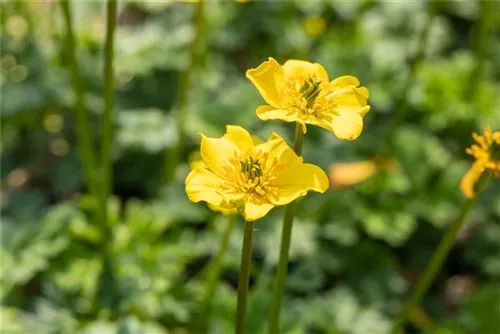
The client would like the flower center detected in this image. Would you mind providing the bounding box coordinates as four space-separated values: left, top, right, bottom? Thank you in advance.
279 75 334 123
299 77 322 109
240 156 262 181
490 143 500 162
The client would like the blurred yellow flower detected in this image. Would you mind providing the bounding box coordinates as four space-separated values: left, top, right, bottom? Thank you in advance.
185 125 328 221
304 16 326 38
329 160 377 188
329 158 399 188
246 57 370 140
460 127 500 198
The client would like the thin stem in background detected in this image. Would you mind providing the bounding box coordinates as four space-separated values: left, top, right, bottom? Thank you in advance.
390 173 489 334
164 0 205 184
469 1 495 99
386 2 437 149
100 0 117 228
267 123 304 334
193 215 237 333
235 220 255 334
59 0 97 196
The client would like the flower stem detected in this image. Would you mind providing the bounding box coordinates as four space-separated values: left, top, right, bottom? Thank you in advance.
469 0 494 98
235 220 255 334
390 172 489 334
164 0 205 184
100 0 117 228
59 0 97 196
386 1 437 148
194 215 237 333
267 123 304 334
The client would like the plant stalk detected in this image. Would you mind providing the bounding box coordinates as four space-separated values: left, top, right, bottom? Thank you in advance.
267 123 304 334
386 2 437 148
235 220 255 334
390 172 489 334
164 0 205 184
469 1 494 98
59 0 98 197
195 215 237 333
99 0 117 228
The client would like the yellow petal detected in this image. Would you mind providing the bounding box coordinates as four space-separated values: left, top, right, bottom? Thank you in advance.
357 105 371 117
208 203 238 216
243 197 274 221
251 135 263 145
460 162 485 198
200 134 238 177
256 105 307 133
246 57 284 108
333 88 369 111
270 163 329 205
185 167 227 207
356 86 370 99
283 59 329 82
331 112 364 141
330 75 360 89
257 132 300 168
223 125 255 152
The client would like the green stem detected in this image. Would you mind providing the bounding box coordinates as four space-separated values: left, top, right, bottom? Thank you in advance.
386 2 437 148
469 1 494 98
99 0 117 228
390 172 490 334
59 0 97 196
235 220 255 334
267 123 304 334
164 0 205 184
194 215 237 333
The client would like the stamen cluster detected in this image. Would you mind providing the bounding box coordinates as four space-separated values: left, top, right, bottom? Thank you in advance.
280 75 334 123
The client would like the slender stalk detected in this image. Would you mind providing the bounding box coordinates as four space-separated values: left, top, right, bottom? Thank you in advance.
469 1 494 98
390 173 489 334
194 215 237 333
235 220 255 334
267 123 304 334
386 2 437 148
99 0 117 227
59 0 97 196
164 0 205 184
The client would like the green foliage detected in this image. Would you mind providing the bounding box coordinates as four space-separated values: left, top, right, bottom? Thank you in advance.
1 1 500 333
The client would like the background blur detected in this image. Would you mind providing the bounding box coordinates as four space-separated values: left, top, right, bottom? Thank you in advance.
1 1 500 333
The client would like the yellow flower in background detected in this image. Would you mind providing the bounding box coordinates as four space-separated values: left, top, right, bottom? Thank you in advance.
246 57 370 140
185 125 328 221
460 127 500 198
329 160 377 188
329 158 399 188
304 16 326 38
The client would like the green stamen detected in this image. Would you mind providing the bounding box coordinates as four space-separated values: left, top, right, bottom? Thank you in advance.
299 78 321 108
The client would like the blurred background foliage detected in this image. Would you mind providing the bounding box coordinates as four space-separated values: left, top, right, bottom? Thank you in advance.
1 1 500 333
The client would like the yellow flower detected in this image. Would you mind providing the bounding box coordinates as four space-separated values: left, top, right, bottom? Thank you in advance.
304 16 326 38
329 158 399 188
246 57 370 140
460 127 500 198
185 125 329 221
